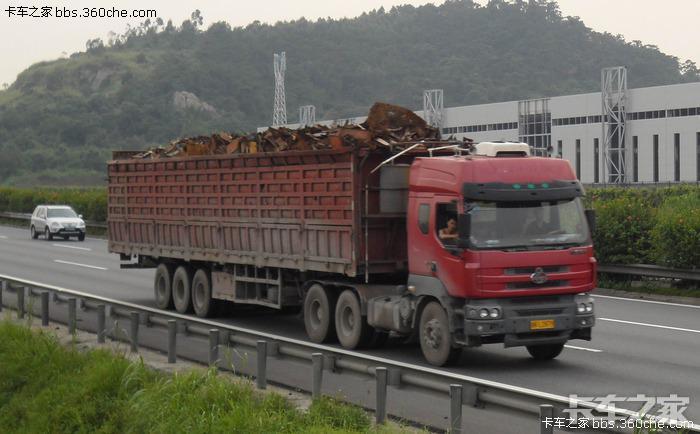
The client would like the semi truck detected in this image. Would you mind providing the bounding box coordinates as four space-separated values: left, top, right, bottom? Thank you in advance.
108 140 596 366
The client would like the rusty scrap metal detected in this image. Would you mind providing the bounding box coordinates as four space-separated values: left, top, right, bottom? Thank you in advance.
131 102 444 159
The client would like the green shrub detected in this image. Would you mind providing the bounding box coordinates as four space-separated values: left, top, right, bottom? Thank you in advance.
650 193 700 269
0 187 107 222
591 195 656 264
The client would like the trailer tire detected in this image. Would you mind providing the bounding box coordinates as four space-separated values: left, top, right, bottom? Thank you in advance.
419 301 462 366
335 289 373 349
303 284 337 343
172 265 193 313
526 343 564 360
192 268 217 318
154 263 174 310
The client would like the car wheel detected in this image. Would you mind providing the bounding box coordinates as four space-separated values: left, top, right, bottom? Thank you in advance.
172 265 193 313
419 301 462 366
30 226 39 239
526 343 564 360
78 233 85 242
44 227 53 241
303 284 337 343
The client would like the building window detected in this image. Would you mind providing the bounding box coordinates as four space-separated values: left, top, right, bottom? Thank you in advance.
674 133 681 182
575 139 581 179
632 136 639 182
593 138 599 183
653 134 659 182
557 140 562 158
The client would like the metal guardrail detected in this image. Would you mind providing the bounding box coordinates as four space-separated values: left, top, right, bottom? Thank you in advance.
1 273 697 433
599 264 700 282
0 211 107 230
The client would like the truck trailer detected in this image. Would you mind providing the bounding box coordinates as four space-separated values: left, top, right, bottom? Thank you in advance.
108 140 596 366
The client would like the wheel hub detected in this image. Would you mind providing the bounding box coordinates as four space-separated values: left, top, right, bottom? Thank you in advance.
424 318 443 349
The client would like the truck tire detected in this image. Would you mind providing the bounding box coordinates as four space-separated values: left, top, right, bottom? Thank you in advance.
335 289 373 349
526 343 564 360
172 265 193 313
303 284 337 343
154 263 174 310
419 301 462 366
192 268 217 318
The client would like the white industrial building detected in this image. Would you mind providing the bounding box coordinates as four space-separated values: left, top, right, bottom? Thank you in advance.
279 68 700 184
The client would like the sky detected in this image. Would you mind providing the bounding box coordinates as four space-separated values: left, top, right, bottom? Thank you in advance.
1 0 699 86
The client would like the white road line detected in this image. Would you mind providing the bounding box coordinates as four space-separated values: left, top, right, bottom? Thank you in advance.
53 260 107 271
564 344 602 353
52 243 91 251
0 235 7 239
592 294 700 309
599 317 700 334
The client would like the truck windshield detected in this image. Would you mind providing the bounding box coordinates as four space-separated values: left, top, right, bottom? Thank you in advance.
466 198 589 250
47 208 77 218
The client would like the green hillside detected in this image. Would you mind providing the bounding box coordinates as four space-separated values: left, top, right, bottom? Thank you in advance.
1 0 698 186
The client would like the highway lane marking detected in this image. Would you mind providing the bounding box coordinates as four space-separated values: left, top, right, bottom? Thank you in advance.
564 345 602 353
600 317 700 334
52 243 91 251
0 235 7 239
592 294 700 309
54 260 107 271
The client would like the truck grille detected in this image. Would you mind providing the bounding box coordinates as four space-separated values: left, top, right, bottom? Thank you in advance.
504 266 569 275
506 280 569 290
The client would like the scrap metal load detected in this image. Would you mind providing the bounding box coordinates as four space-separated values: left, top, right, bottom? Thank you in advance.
131 103 442 159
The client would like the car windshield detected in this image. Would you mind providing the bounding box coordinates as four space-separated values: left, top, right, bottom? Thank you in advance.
47 208 78 218
466 198 589 250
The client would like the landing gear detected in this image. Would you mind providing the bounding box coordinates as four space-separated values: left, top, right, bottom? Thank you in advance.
526 343 564 360
419 301 461 366
303 284 337 343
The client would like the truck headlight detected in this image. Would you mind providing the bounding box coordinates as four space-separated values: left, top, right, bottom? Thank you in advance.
577 303 586 313
489 308 500 318
478 308 489 318
585 302 593 313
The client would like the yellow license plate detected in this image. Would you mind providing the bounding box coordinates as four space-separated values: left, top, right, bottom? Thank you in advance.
530 319 555 330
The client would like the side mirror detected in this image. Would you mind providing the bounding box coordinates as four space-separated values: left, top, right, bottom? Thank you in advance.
78 214 83 219
457 213 471 248
585 209 596 234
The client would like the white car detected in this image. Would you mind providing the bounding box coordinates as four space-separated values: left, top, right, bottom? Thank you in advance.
30 205 86 241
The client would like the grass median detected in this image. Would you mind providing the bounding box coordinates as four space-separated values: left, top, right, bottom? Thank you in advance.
0 321 406 434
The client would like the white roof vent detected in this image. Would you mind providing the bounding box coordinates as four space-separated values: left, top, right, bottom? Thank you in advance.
473 141 530 157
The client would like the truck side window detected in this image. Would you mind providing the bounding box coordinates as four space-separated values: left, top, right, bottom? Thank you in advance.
418 204 430 234
436 202 458 245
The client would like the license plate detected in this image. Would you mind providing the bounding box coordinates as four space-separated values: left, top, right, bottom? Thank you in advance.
530 319 555 330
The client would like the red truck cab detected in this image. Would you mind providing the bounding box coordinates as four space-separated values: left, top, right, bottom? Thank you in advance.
391 142 596 364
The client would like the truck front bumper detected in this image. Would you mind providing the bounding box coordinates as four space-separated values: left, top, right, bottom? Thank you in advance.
461 294 594 348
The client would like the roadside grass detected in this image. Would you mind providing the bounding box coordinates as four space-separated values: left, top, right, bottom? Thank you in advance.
0 321 407 434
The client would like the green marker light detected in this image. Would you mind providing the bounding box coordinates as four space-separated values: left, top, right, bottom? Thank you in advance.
527 183 535 189
542 183 549 188
513 184 521 189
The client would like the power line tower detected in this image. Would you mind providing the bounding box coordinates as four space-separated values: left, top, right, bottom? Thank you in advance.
423 89 444 130
272 52 287 127
299 105 316 127
601 66 628 184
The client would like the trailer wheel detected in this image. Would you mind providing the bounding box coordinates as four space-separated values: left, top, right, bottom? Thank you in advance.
419 301 462 366
192 268 217 318
154 263 174 310
303 284 337 343
335 289 373 349
172 265 193 313
526 343 564 360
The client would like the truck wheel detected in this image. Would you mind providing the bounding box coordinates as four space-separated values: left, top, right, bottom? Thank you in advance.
154 263 174 310
303 284 337 343
192 268 217 318
335 289 373 349
172 265 193 313
526 343 564 360
419 301 461 366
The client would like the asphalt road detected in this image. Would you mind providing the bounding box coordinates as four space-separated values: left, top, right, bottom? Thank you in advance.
1 224 699 426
